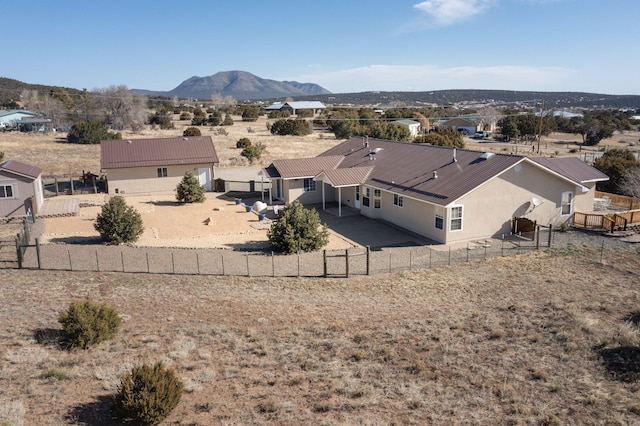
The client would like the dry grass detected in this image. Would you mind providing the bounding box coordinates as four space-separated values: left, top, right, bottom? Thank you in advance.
2 113 638 178
0 115 344 177
1 249 640 425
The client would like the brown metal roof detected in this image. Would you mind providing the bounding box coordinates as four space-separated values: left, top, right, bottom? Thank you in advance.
318 166 374 187
529 156 609 184
269 156 344 179
100 136 219 169
318 138 523 206
0 159 42 179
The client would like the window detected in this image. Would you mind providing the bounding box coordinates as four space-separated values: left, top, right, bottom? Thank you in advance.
303 178 316 192
362 187 370 207
0 184 14 198
435 214 444 230
157 167 168 178
374 189 381 209
561 191 573 216
393 194 403 207
450 206 463 231
355 186 360 202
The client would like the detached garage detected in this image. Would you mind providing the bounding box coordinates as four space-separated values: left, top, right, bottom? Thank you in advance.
101 136 219 195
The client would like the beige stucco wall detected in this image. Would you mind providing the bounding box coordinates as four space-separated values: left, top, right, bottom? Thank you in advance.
106 164 213 195
282 178 326 204
0 172 39 217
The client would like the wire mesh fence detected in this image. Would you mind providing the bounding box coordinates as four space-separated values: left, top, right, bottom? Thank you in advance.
13 224 637 277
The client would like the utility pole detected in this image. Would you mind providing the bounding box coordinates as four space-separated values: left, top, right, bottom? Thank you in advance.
537 99 544 154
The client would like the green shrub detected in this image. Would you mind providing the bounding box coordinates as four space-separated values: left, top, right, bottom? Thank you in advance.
183 126 201 137
241 145 262 163
179 112 191 121
236 137 251 149
175 171 206 203
94 196 144 244
67 120 122 144
112 361 183 425
268 200 329 253
58 300 121 349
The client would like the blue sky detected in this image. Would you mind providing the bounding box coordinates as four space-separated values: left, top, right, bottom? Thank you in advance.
2 0 638 95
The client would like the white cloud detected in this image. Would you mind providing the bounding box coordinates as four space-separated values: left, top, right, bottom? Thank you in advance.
413 0 497 26
296 64 578 93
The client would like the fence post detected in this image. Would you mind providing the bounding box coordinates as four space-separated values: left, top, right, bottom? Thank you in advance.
15 235 22 269
68 248 73 271
272 251 275 277
121 250 125 272
501 237 504 257
297 252 300 277
345 249 349 278
171 252 175 274
548 224 552 247
429 245 432 268
536 225 540 250
600 239 604 264
70 177 74 195
196 253 200 275
54 178 59 196
366 246 370 275
389 250 392 273
36 237 41 269
323 250 327 277
146 252 150 273
409 248 412 270
448 246 451 265
95 249 99 272
466 242 469 262
246 253 250 277
221 253 225 276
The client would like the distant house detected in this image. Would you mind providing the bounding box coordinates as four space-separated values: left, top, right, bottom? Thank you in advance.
434 114 495 134
393 119 421 137
264 101 326 115
0 110 39 128
0 159 44 218
100 136 219 195
262 137 608 245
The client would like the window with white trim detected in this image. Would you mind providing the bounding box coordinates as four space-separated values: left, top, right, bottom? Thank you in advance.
303 178 316 192
374 189 381 209
560 191 573 216
450 205 463 231
393 194 403 207
355 186 360 202
435 214 444 230
0 184 14 198
362 187 370 207
157 167 168 178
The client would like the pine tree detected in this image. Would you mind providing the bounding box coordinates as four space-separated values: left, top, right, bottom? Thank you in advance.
176 171 206 203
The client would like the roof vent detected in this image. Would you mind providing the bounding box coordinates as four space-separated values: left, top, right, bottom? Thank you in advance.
480 152 495 160
370 147 383 154
453 148 457 163
183 137 188 141
126 140 132 144
432 171 438 179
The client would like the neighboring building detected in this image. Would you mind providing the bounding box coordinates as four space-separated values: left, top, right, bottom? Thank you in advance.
0 159 44 218
264 101 326 115
434 114 495 134
0 110 39 128
100 136 219 195
262 137 608 245
393 119 421 138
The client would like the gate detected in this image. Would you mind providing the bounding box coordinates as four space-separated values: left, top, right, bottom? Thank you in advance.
512 217 536 240
323 247 370 278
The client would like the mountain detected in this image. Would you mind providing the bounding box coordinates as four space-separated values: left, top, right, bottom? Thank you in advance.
134 71 331 101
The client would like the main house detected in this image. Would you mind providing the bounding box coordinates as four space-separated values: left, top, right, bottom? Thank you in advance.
100 136 219 195
262 137 608 244
0 159 44 218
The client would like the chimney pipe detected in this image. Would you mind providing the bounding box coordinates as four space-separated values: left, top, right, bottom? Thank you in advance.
365 136 369 147
453 148 457 162
433 171 438 179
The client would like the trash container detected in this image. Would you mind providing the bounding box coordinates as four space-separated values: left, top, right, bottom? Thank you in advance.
235 198 242 205
258 213 266 221
245 205 252 212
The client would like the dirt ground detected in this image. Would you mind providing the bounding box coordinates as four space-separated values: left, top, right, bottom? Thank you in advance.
1 250 640 425
36 192 355 251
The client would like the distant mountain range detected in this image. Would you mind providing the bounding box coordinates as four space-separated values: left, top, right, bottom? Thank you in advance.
132 71 331 101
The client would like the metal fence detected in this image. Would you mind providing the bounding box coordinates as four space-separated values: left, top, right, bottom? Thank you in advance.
8 223 637 277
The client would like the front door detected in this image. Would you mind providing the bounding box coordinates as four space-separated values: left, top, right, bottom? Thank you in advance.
354 186 361 209
276 179 284 200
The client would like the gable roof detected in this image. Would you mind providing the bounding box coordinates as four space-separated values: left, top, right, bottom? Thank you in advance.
529 156 609 184
0 159 42 179
264 156 344 179
100 136 219 169
0 110 37 119
264 101 326 111
394 119 420 126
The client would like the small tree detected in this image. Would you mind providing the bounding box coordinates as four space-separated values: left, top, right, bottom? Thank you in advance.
176 171 206 203
222 114 234 126
236 137 251 149
112 361 183 425
183 126 201 136
94 196 144 244
241 145 261 163
268 200 329 253
58 300 121 349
